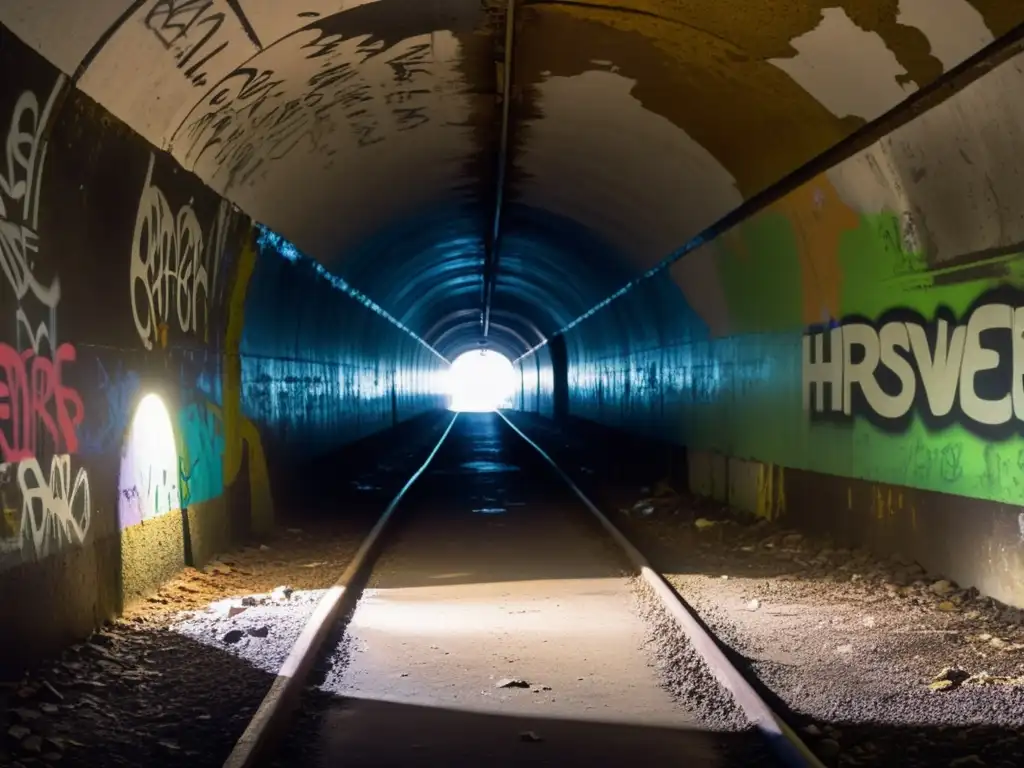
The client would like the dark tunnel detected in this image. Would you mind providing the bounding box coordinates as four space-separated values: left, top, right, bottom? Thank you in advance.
4 1 1024 765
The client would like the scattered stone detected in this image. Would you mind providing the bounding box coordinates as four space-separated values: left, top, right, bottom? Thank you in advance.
221 629 245 645
990 637 1008 649
930 666 970 692
39 683 62 703
938 601 957 612
835 644 853 655
496 678 530 689
519 731 543 743
301 562 328 569
8 725 31 741
950 756 987 767
206 561 232 575
931 580 955 596
13 710 41 723
158 740 180 751
803 724 822 737
747 599 761 611
43 752 62 763
862 616 876 628
271 586 294 602
38 704 58 716
247 626 270 638
286 528 303 534
695 518 717 530
259 545 271 552
241 596 259 607
782 533 804 548
21 735 43 754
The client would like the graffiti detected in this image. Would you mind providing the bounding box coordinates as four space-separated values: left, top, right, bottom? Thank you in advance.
178 400 224 507
13 454 91 558
0 342 84 463
175 33 434 188
131 153 213 350
77 359 141 456
0 77 65 353
143 0 232 88
802 290 1024 438
118 394 181 529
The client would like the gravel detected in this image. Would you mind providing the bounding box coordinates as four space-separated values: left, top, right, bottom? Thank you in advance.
0 531 361 768
630 574 748 731
0 417 452 768
505 412 1024 768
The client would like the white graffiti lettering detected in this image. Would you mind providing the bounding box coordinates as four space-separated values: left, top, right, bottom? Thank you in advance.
802 302 1024 430
13 454 91 559
144 0 231 88
130 153 210 350
0 77 65 352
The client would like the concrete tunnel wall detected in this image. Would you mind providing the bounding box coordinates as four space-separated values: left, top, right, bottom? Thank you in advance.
520 39 1024 610
0 27 446 672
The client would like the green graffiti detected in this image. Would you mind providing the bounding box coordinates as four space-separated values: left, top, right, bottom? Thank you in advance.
694 203 1024 506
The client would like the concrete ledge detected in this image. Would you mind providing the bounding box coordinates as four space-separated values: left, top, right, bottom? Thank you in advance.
689 450 1024 610
0 535 119 676
120 512 185 608
187 497 232 570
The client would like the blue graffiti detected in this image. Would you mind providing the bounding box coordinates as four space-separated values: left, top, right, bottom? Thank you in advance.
77 360 141 456
178 401 225 507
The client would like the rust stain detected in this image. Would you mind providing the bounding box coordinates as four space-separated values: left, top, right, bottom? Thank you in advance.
514 1 1024 202
770 174 859 324
516 4 861 199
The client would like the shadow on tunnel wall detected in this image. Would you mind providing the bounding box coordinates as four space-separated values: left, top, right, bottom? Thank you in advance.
0 26 447 676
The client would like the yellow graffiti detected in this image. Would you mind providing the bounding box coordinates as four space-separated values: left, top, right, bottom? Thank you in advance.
222 233 274 533
871 484 905 520
756 462 786 521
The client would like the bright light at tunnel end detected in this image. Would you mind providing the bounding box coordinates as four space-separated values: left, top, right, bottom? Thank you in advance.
447 350 516 412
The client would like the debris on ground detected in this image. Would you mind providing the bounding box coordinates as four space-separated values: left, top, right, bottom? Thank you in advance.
0 522 374 768
519 730 543 742
502 414 1024 768
495 678 531 689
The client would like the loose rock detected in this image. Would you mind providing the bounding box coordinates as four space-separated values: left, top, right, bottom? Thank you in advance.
496 678 530 689
222 629 245 645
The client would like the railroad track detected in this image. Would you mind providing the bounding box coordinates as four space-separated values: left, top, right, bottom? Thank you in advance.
222 411 824 768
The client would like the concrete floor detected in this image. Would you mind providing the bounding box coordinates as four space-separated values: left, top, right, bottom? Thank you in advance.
297 412 738 766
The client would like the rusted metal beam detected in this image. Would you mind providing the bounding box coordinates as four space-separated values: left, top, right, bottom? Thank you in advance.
482 0 517 337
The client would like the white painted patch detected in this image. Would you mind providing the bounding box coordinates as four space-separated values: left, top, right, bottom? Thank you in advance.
0 0 132 75
518 70 743 267
830 48 1024 264
769 8 916 121
240 0 381 43
897 0 994 71
78 1 260 148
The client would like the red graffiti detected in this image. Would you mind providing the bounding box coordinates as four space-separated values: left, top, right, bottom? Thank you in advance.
0 343 84 462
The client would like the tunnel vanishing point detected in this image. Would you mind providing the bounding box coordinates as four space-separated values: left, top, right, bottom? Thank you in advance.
2 1 1024 671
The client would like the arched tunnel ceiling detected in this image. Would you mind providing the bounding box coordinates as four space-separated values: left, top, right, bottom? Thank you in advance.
4 1 1021 358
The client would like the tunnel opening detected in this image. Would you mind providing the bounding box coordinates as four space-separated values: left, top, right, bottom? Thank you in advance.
446 350 517 413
